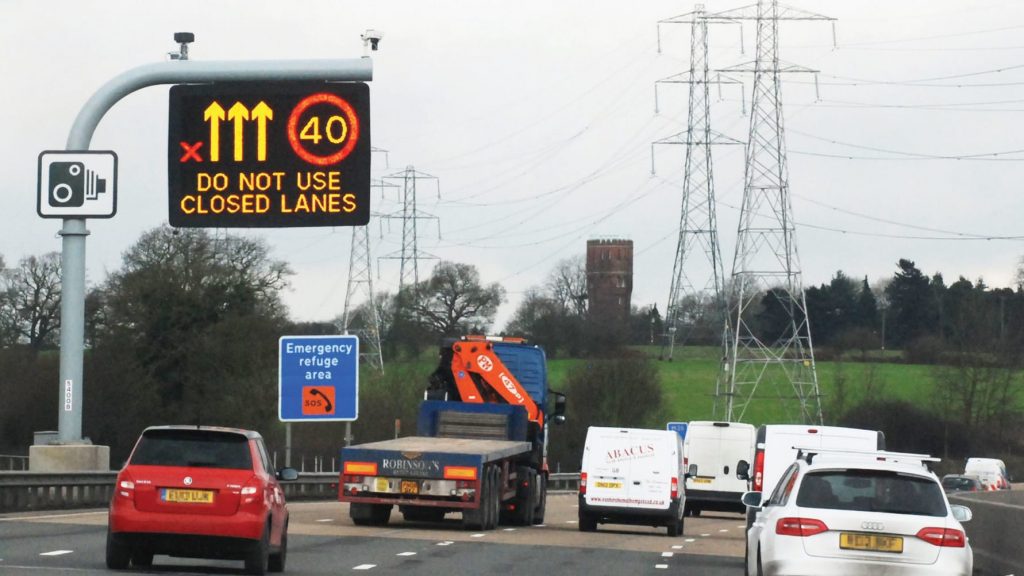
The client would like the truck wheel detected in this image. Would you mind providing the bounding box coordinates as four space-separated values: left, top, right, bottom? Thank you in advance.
351 503 391 526
532 473 547 525
462 469 490 531
484 466 500 530
514 466 535 526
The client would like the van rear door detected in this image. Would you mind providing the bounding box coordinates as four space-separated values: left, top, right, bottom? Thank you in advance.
583 428 673 511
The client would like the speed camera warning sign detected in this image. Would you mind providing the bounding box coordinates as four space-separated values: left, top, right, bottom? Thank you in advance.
37 151 118 218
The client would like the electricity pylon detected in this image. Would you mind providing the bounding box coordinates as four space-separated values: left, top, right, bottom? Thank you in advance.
652 4 741 400
710 0 834 424
378 166 440 292
342 222 384 371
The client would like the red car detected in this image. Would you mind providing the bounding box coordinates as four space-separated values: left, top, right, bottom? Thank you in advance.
107 425 297 574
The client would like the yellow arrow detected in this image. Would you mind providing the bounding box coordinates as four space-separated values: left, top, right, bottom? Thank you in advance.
203 101 226 162
251 101 273 162
227 102 250 161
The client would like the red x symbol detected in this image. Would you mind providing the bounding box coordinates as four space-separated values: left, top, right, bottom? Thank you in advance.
179 141 203 162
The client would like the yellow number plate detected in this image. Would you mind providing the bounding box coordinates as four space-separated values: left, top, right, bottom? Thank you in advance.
162 489 214 504
840 532 903 553
375 478 389 492
594 481 622 489
401 480 419 494
692 477 713 484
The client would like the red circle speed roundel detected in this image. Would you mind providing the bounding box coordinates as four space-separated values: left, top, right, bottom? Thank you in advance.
286 93 360 166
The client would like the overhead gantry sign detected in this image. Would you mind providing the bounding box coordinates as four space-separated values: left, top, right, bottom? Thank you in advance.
168 81 371 227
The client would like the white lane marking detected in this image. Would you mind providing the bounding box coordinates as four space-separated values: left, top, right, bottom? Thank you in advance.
566 520 577 524
737 525 746 529
671 545 683 549
0 511 105 522
719 529 729 533
353 564 376 570
316 518 334 523
40 550 73 556
685 538 696 543
471 533 486 538
655 564 669 569
437 541 454 546
397 552 416 557
700 533 710 537
534 524 546 527
503 528 516 532
661 552 673 558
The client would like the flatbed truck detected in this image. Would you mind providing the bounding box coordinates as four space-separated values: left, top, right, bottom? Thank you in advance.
338 336 565 529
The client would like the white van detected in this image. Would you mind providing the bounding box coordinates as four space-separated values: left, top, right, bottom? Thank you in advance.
743 424 885 528
964 457 1010 490
683 421 755 516
579 426 687 536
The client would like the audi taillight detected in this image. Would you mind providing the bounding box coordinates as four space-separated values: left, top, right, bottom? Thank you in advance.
671 477 679 500
775 517 828 537
916 527 966 548
580 472 588 495
753 450 765 491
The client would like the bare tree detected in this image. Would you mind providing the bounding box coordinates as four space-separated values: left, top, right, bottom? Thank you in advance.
1 252 62 349
406 261 505 337
546 255 587 316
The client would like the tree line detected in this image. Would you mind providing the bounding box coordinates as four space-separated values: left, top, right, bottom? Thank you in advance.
2 227 1023 465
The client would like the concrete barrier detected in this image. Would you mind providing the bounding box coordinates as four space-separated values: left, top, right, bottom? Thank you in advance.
951 488 1024 575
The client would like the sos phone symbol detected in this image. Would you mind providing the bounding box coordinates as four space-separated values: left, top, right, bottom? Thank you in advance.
302 386 336 416
37 151 118 218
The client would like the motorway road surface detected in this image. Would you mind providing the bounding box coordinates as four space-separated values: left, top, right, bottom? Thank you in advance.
0 494 745 575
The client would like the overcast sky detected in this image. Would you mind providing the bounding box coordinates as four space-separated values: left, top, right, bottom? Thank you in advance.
4 0 1024 329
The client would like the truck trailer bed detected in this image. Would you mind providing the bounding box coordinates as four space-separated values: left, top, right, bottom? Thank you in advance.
347 437 531 461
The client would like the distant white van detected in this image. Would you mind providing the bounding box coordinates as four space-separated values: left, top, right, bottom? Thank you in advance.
579 426 687 536
683 421 755 516
743 424 885 528
965 457 1010 490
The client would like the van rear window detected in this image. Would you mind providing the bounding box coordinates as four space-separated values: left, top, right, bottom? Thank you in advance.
131 429 252 470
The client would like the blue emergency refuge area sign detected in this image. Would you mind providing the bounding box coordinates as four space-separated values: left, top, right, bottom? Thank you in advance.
279 335 359 422
667 421 688 440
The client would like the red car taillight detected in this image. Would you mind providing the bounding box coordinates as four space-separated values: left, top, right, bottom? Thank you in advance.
775 517 828 537
671 477 679 500
117 472 135 499
753 450 765 491
241 477 262 505
580 472 587 495
916 527 966 548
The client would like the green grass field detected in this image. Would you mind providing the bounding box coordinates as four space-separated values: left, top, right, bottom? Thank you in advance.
545 346 945 427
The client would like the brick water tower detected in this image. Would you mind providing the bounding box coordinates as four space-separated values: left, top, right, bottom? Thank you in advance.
586 238 633 325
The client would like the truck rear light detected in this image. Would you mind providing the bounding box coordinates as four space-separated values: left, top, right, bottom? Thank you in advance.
444 466 478 481
342 475 364 484
671 477 679 500
456 480 473 489
344 462 378 476
753 451 765 491
580 472 587 495
916 527 966 548
776 517 828 537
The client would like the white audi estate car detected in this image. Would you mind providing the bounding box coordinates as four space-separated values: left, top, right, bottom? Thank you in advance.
743 449 973 576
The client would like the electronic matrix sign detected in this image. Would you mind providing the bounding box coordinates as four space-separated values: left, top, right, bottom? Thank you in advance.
168 82 370 227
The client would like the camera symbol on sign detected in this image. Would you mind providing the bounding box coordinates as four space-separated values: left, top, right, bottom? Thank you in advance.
48 161 107 208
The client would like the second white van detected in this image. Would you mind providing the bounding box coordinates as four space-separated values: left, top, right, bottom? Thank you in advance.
683 421 755 516
579 426 687 536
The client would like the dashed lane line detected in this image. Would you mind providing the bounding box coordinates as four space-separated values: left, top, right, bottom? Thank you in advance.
655 564 669 569
353 564 376 570
396 552 416 557
661 552 673 558
39 550 73 557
